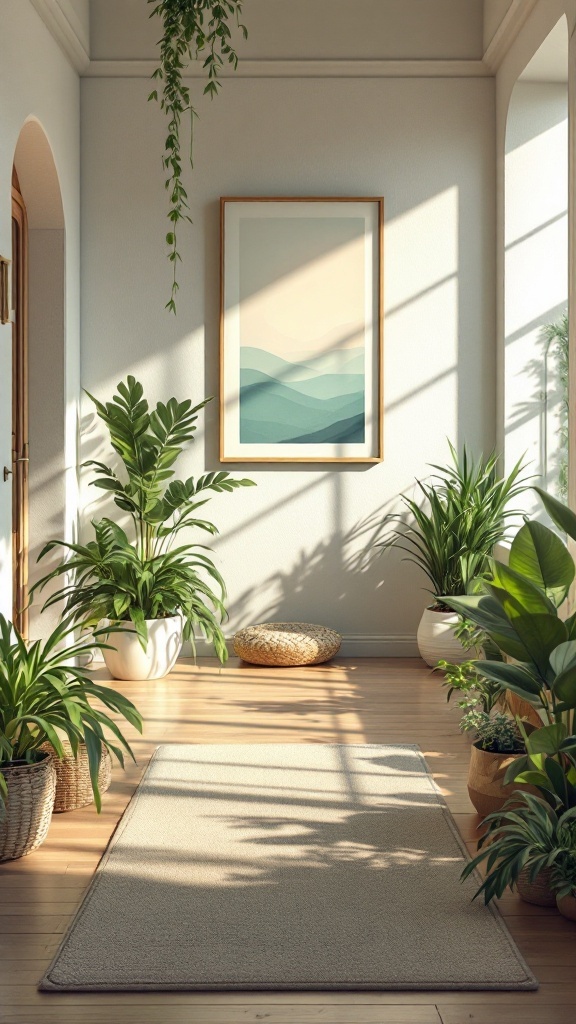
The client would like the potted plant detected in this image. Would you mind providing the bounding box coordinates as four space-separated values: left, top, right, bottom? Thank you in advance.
0 615 142 860
32 377 254 679
381 443 528 666
462 792 576 908
466 712 530 816
438 657 532 813
552 843 576 921
443 492 576 732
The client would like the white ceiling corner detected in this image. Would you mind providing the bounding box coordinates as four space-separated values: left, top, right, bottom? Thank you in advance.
29 0 90 73
482 0 539 72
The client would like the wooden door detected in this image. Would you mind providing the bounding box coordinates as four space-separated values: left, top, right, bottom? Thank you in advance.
11 168 29 636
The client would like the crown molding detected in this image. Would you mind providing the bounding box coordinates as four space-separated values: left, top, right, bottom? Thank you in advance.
83 58 490 80
28 0 539 82
29 0 90 74
482 0 539 73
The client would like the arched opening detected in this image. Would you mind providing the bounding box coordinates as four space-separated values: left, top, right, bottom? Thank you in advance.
12 118 66 639
504 18 569 521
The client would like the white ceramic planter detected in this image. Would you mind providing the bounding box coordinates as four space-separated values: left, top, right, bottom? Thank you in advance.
101 615 183 681
416 607 469 668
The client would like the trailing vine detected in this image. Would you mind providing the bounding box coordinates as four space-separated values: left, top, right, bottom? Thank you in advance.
148 0 247 313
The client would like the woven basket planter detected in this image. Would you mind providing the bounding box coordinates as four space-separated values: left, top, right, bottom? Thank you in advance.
233 622 341 667
517 867 557 907
0 752 56 861
41 741 112 813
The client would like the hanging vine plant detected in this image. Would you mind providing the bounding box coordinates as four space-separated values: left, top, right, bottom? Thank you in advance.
148 0 247 313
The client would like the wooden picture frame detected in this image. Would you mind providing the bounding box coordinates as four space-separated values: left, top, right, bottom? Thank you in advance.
219 197 383 463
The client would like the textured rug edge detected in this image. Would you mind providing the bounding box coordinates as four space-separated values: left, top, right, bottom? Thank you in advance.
39 743 539 993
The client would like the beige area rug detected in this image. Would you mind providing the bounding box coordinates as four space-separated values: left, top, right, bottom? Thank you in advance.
41 744 537 992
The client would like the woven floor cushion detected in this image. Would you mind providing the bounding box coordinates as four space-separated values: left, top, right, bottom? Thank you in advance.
233 622 341 666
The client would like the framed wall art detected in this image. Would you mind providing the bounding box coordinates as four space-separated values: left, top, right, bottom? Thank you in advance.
219 197 383 463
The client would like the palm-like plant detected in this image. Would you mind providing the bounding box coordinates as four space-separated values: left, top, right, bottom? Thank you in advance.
381 443 528 607
0 615 143 816
32 377 254 660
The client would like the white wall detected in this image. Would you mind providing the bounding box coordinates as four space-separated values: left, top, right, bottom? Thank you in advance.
494 2 576 532
0 1 81 627
81 72 496 654
504 81 568 511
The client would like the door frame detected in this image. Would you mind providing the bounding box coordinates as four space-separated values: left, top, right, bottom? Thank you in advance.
11 168 29 637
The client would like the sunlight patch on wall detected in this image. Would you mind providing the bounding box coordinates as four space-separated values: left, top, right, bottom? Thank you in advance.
504 80 568 511
385 187 459 457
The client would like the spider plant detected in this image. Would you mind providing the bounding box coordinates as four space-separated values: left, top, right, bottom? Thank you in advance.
462 792 576 904
31 376 254 660
0 615 143 817
381 443 528 608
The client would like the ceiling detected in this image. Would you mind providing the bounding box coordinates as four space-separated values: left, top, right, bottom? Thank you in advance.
31 0 568 81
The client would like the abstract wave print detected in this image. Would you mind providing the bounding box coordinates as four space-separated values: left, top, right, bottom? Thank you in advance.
239 346 365 444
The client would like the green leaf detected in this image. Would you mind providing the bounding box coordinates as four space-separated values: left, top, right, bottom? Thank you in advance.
474 660 543 697
527 723 567 756
553 666 576 708
486 582 567 677
535 487 576 542
129 607 148 651
549 640 576 676
509 520 574 607
490 560 557 616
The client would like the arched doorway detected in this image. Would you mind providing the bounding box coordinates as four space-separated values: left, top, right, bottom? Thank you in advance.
12 118 66 639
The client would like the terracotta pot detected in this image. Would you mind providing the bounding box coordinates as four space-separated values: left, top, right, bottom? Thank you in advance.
517 866 557 907
416 608 469 667
101 614 183 680
0 752 56 861
467 742 527 817
556 893 576 921
501 689 543 729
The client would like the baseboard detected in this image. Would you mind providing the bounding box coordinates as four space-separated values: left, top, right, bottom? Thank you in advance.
182 634 420 660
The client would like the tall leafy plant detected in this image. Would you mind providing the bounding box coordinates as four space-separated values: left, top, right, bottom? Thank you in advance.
32 377 254 661
148 0 247 312
444 489 576 732
380 444 528 608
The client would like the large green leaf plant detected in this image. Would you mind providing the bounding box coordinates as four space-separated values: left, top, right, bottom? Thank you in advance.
32 377 254 662
443 489 576 895
445 489 576 733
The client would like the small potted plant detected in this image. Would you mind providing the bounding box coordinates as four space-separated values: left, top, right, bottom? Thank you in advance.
466 712 526 816
0 614 143 860
380 443 528 666
32 377 254 679
462 792 576 908
552 843 576 921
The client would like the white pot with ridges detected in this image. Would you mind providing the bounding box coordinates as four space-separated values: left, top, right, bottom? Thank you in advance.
416 607 469 668
102 615 183 681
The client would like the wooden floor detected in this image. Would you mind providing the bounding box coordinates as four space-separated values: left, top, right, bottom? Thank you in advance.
1 656 574 1024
